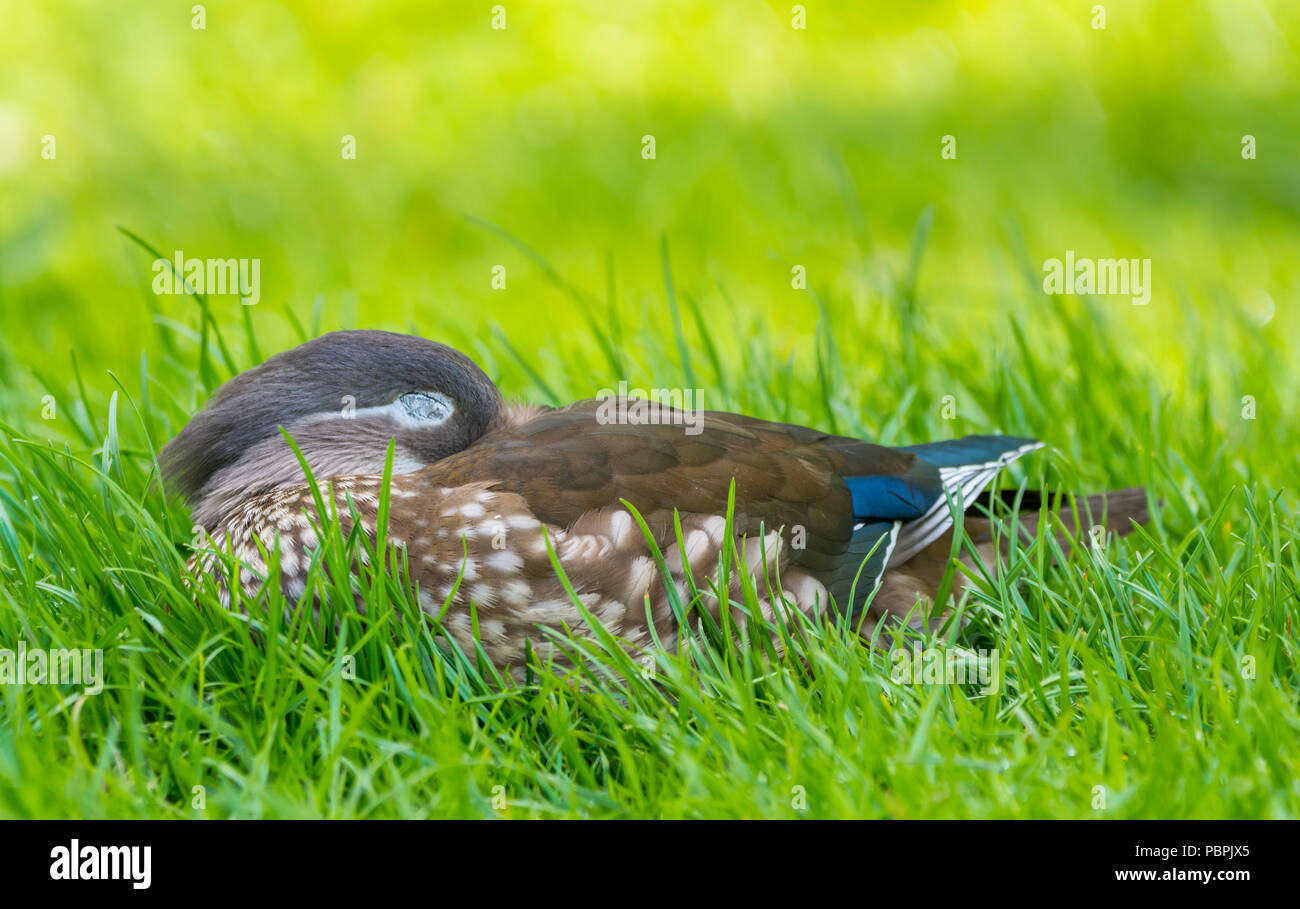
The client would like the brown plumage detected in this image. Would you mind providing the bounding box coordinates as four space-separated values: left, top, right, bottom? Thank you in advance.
163 330 1149 671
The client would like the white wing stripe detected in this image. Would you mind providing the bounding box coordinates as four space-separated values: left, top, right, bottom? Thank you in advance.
887 441 1044 566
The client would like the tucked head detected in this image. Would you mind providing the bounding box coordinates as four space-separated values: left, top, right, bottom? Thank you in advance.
161 330 503 529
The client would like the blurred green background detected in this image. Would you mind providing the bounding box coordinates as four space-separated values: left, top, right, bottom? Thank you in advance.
2 0 1299 822
0 0 1296 466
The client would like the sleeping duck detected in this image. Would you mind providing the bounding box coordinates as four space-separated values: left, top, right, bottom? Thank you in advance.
160 330 1147 668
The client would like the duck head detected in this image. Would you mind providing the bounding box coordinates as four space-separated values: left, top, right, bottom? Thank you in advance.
160 330 504 529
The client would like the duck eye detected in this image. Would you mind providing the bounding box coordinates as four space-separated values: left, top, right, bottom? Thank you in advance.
398 392 453 425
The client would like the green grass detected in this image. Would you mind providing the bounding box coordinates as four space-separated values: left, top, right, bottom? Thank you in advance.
1 0 1298 819
0 247 1296 818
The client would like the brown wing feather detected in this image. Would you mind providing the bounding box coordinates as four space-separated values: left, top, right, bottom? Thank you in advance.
426 399 920 574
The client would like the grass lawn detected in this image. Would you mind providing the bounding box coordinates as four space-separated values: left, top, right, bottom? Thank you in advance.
0 0 1297 818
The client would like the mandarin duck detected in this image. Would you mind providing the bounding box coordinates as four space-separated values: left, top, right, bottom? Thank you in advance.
161 330 1148 669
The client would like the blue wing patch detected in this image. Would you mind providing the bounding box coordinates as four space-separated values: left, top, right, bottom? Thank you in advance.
845 435 1040 522
844 473 940 521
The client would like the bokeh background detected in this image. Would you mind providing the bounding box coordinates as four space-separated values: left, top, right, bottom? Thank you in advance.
2 0 1299 822
0 0 1297 471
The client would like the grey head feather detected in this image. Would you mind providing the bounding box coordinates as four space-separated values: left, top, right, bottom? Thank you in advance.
161 330 504 528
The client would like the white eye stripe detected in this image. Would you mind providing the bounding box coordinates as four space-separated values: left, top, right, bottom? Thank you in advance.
317 392 455 427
